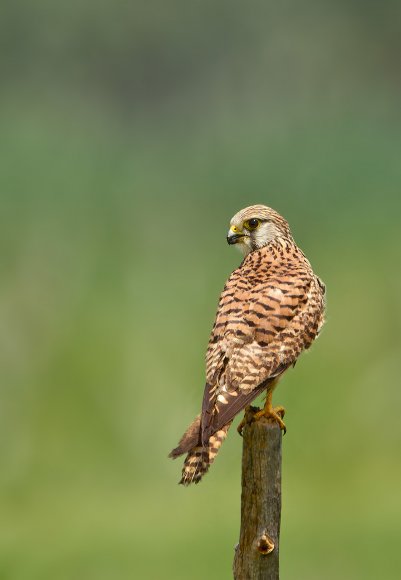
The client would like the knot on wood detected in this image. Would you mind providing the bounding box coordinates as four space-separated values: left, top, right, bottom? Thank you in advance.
256 532 274 555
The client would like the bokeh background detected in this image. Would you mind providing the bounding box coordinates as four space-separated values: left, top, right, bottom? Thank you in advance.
1 1 401 579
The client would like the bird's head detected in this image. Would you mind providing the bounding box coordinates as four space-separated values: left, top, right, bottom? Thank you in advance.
227 205 293 256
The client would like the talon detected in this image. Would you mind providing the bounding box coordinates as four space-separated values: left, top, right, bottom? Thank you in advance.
237 416 247 437
237 406 255 436
274 406 285 419
253 402 287 433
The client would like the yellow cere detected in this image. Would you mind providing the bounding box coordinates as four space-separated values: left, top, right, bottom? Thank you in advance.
230 225 241 233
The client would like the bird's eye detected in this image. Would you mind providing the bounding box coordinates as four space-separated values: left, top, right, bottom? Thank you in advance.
245 218 260 230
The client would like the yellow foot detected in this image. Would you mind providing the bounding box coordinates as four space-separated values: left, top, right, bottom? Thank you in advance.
253 405 286 434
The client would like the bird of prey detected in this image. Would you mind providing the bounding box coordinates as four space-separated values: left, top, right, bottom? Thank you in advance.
169 205 325 485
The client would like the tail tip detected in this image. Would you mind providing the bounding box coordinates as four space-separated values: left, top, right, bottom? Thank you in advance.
179 473 202 486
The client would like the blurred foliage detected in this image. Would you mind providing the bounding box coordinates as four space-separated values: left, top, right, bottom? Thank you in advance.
1 1 401 579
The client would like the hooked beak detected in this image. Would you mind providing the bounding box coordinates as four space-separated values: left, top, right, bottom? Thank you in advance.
227 225 245 245
227 232 244 245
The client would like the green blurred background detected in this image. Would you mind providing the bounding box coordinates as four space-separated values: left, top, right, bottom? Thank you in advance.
1 1 401 578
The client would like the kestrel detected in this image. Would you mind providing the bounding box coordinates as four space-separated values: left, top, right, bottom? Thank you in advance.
169 205 325 485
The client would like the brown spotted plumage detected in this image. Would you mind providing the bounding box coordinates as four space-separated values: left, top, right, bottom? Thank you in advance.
169 205 325 485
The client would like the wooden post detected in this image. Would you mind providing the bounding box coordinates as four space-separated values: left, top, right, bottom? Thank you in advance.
233 406 282 579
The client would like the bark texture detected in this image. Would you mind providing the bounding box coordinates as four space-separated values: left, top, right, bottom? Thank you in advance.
233 407 282 579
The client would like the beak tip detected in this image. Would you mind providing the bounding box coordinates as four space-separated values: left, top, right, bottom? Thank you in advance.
227 233 243 245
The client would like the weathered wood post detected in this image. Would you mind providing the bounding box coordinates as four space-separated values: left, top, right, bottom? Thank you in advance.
233 406 282 579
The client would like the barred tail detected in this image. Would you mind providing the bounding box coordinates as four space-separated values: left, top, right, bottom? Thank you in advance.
169 417 232 486
179 424 232 485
